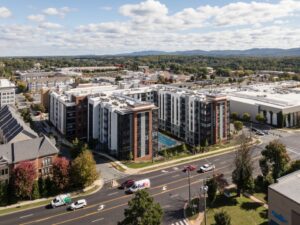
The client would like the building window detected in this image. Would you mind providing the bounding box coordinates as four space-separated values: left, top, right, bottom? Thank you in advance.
43 157 52 167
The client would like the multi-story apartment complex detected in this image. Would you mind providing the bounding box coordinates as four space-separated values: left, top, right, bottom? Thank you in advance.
156 86 229 146
49 85 118 140
0 79 15 107
88 94 158 161
49 84 230 160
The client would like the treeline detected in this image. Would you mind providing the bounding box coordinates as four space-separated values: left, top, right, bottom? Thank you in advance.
1 55 300 76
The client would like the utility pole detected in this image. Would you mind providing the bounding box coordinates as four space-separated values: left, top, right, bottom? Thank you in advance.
201 179 208 225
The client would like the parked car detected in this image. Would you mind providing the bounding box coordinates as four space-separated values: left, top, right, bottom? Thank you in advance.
120 179 135 189
51 194 72 208
199 163 215 173
68 199 87 210
127 179 151 193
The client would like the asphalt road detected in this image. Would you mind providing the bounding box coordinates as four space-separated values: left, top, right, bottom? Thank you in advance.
1 131 300 225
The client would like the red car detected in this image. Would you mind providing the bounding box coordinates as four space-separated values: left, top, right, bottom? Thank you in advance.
182 165 196 172
120 180 135 189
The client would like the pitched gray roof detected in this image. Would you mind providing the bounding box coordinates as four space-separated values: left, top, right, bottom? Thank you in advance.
0 136 58 164
0 105 37 143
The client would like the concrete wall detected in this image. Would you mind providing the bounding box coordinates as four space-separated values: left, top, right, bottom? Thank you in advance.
230 100 259 121
269 188 300 225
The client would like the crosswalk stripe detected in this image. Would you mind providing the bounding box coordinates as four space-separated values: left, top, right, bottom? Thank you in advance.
179 221 184 225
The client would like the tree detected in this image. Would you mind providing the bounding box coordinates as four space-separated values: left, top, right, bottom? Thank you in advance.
232 136 254 196
207 177 218 205
32 103 45 113
118 190 163 225
0 182 8 206
31 181 40 200
71 138 84 159
12 161 36 199
230 112 239 121
38 177 47 197
70 150 99 188
255 114 266 123
214 210 231 225
284 160 300 175
17 81 27 92
233 121 243 132
242 113 251 122
260 140 290 181
45 176 54 196
52 157 70 192
115 76 123 82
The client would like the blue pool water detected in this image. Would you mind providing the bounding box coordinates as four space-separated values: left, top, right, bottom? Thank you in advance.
158 132 177 147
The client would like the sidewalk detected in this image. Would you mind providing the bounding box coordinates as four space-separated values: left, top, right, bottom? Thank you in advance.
0 179 104 215
244 192 268 209
98 138 261 175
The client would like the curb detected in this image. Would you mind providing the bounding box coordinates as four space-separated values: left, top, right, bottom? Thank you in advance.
183 199 203 225
94 138 261 175
0 179 104 216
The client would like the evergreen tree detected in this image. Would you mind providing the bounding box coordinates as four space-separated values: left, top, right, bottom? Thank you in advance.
207 177 218 205
31 181 40 200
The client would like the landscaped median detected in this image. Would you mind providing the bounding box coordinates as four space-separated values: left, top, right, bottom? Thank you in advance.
0 179 103 216
114 138 262 174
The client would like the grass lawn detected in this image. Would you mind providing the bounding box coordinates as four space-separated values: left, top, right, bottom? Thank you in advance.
202 194 268 225
252 192 267 204
185 198 200 220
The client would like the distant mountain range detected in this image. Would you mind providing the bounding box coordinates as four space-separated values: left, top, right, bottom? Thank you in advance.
116 48 300 57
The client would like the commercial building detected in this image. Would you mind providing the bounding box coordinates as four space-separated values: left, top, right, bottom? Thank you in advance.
0 136 59 184
0 79 15 107
227 82 300 128
88 94 158 161
268 170 300 225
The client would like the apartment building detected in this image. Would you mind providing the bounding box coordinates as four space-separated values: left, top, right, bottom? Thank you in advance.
27 77 74 93
49 85 118 140
0 79 15 107
88 93 158 161
157 86 229 146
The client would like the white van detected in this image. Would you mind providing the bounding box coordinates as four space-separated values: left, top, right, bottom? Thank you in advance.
51 194 72 208
128 179 151 193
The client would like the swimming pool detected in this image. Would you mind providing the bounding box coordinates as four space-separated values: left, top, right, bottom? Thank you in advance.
158 132 177 148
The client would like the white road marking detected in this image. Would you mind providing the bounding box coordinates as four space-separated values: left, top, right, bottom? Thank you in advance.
184 219 189 225
91 218 104 223
107 192 118 196
163 204 171 209
170 194 179 198
20 214 33 219
172 174 180 178
180 221 185 225
173 167 179 170
97 204 105 211
161 170 168 173
287 147 300 156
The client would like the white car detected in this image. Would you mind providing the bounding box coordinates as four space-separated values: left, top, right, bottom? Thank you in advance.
68 199 87 210
199 163 215 173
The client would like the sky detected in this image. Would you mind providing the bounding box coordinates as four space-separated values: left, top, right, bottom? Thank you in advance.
0 0 300 56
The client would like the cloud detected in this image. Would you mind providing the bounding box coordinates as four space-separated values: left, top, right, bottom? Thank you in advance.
0 7 12 18
100 6 112 11
39 22 62 29
43 7 74 18
120 0 168 18
27 14 45 23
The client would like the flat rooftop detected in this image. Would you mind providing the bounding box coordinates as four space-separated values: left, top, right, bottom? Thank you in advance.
223 81 300 109
0 79 15 88
269 170 300 204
